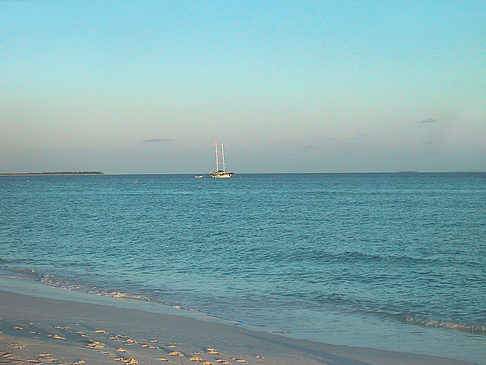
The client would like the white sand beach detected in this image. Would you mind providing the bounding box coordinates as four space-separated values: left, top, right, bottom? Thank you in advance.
0 280 477 365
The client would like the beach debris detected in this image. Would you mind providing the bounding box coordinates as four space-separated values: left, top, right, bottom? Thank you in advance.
13 326 23 330
169 351 184 357
156 358 168 362
94 329 107 334
53 334 66 340
116 348 128 353
190 356 204 362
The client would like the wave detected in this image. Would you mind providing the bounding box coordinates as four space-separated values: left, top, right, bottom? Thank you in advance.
12 267 39 277
308 292 486 336
3 266 485 337
38 273 151 302
405 315 486 334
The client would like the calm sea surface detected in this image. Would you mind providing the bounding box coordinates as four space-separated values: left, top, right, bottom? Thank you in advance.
0 173 485 363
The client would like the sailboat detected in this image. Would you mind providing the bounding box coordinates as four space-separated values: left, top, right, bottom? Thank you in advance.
208 141 234 178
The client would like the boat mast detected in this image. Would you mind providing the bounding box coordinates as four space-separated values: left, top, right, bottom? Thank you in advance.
214 140 219 172
221 143 226 173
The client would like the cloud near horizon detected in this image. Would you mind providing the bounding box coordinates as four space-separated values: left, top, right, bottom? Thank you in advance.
416 118 437 124
142 138 175 143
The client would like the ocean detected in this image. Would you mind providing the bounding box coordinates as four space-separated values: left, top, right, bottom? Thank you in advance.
0 173 484 363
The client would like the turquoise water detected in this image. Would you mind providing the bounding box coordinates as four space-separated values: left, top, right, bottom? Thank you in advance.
0 173 485 363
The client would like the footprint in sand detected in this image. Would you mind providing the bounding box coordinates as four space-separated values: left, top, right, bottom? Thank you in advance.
8 343 24 349
54 325 70 330
115 357 139 364
169 351 183 357
86 340 104 349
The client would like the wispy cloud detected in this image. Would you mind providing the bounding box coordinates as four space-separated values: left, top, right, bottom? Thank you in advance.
416 118 436 124
142 138 174 143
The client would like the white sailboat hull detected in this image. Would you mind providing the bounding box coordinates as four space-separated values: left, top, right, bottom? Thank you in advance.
208 171 233 178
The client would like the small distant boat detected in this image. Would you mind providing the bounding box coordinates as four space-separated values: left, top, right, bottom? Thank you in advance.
194 175 203 178
208 141 234 178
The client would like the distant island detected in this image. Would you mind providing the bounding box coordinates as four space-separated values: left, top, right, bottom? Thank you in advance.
0 171 104 176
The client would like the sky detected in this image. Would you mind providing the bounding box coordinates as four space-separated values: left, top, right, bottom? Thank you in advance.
1 0 485 173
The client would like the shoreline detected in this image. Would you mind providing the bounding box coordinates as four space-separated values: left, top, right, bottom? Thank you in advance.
0 279 478 365
0 172 103 176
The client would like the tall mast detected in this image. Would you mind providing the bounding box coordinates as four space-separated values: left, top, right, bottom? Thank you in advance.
214 140 219 171
221 143 226 172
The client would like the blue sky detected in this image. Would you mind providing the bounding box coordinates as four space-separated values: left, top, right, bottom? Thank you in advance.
1 0 485 173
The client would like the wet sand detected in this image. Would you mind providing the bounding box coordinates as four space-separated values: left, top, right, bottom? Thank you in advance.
0 289 477 365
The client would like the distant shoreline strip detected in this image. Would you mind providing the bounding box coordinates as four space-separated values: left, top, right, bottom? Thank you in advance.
0 171 104 176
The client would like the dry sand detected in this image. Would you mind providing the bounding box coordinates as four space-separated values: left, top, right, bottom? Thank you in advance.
0 288 477 365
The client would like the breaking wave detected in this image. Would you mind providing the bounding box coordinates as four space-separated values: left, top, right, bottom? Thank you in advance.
405 315 486 335
4 266 485 338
